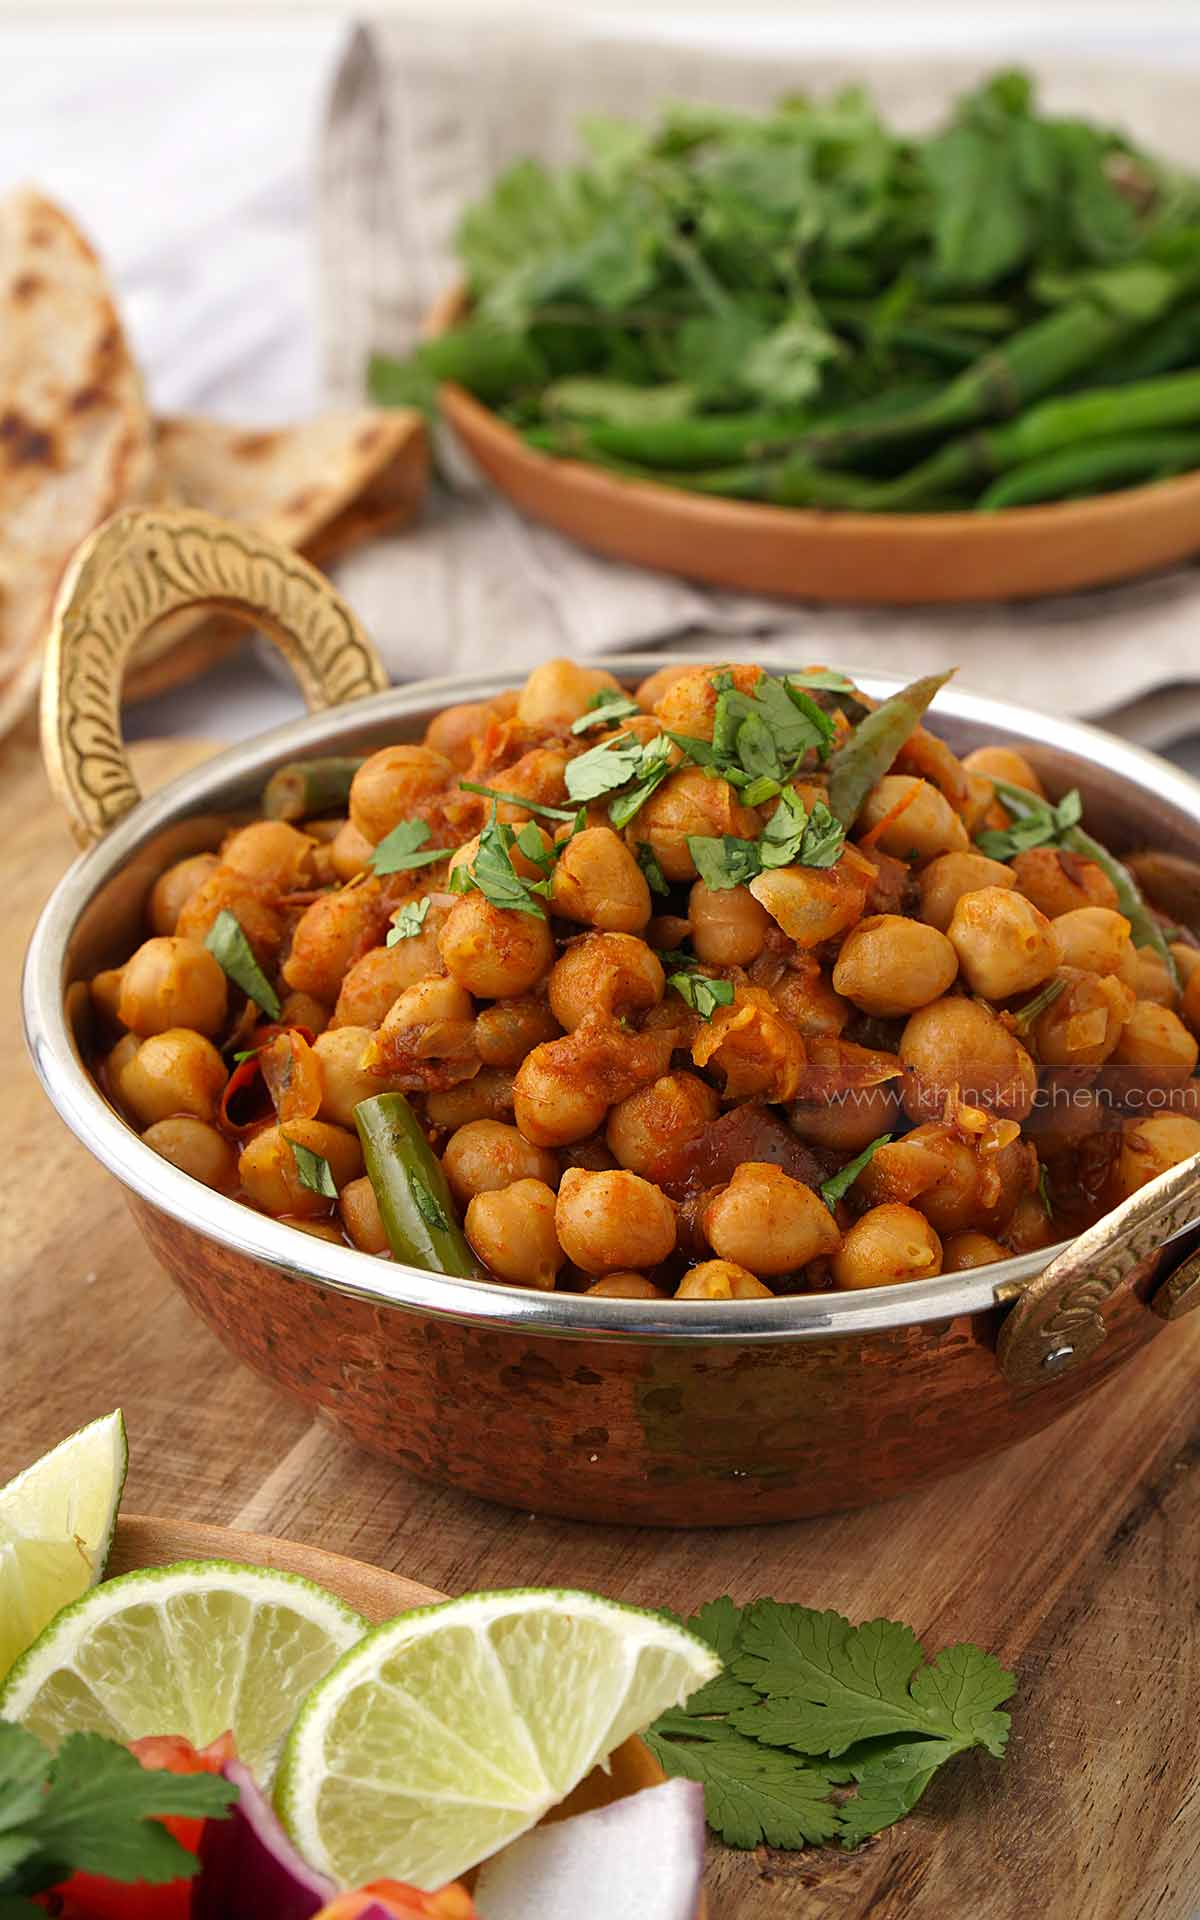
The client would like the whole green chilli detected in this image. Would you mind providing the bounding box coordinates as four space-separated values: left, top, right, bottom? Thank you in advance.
355 1092 480 1277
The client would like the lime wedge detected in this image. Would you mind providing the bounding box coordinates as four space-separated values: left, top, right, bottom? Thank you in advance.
0 1559 366 1784
274 1588 719 1890
0 1409 128 1683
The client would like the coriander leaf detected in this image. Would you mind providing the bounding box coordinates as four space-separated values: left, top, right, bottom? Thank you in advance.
732 710 782 783
687 835 761 892
608 736 675 829
634 841 669 898
0 1893 44 1916
565 731 643 804
643 1727 840 1850
204 910 280 1020
387 897 432 944
797 800 847 869
757 788 810 869
669 971 735 1019
515 822 557 874
369 820 450 876
409 1169 450 1233
786 669 857 695
835 1733 963 1848
819 1134 892 1212
13 1732 235 1890
458 780 577 823
975 781 1082 862
740 775 781 807
909 1642 1015 1758
655 1596 761 1715
286 1137 338 1199
664 732 725 773
454 813 547 919
571 688 642 733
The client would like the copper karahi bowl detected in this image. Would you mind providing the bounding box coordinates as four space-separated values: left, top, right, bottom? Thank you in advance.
23 507 1200 1526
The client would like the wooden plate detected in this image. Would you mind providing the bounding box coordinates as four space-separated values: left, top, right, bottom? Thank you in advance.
428 286 1200 605
110 1517 700 1905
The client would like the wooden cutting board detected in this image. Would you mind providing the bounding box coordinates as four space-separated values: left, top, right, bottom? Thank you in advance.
5 728 1200 1920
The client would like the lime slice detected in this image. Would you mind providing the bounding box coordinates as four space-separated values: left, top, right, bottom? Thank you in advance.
0 1409 128 1682
0 1559 366 1784
275 1588 719 1890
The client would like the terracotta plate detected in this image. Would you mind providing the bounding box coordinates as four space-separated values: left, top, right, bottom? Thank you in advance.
428 286 1200 605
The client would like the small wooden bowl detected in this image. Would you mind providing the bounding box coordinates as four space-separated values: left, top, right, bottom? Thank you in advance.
428 286 1200 605
109 1517 700 1905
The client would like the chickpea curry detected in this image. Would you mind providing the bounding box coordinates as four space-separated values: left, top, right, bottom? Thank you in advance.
86 659 1200 1302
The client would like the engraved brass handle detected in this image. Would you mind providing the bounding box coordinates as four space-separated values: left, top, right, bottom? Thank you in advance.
41 507 390 847
997 1150 1200 1388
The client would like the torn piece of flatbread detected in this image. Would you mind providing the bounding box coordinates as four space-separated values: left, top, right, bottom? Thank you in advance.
125 408 428 699
0 187 156 737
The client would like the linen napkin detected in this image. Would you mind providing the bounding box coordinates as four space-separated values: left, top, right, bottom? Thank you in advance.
319 16 1200 744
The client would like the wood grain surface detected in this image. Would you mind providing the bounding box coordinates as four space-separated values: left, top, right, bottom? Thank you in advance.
6 729 1200 1919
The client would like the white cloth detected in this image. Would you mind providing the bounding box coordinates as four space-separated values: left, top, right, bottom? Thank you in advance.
319 15 1200 744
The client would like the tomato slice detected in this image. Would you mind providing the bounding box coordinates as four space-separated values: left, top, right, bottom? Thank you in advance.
47 1734 234 1920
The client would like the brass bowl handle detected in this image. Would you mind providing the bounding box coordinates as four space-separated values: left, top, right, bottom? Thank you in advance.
997 1149 1200 1388
41 506 390 847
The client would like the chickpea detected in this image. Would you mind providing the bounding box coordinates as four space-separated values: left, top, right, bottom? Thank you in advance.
946 888 1059 1000
290 1219 345 1245
962 745 1045 795
942 1230 1010 1272
606 1073 719 1177
962 773 997 839
1049 908 1137 983
438 893 554 999
465 1178 563 1288
900 997 1037 1123
442 1119 558 1203
691 989 805 1104
113 1029 227 1128
90 967 126 1027
676 1260 772 1300
555 1167 677 1274
425 1069 515 1130
491 749 570 824
1185 965 1200 1036
149 852 219 936
239 1119 363 1219
703 1162 840 1275
863 1124 1032 1236
1030 969 1134 1067
633 766 759 883
1010 846 1118 919
278 990 330 1036
548 933 664 1032
424 698 497 770
858 776 968 862
770 960 850 1039
313 1026 398 1127
1115 1115 1200 1201
749 845 876 947
141 1116 236 1192
652 662 761 741
1003 1192 1058 1254
917 851 1015 933
330 820 375 883
1131 947 1178 1008
550 827 651 934
339 1175 389 1254
361 976 477 1079
833 1203 943 1290
636 663 692 711
449 826 550 884
221 820 317 892
688 880 771 967
331 916 450 1029
176 868 284 968
475 997 561 1068
282 882 387 1002
516 659 622 729
1172 943 1200 990
349 745 452 845
116 937 228 1038
832 914 958 1017
1112 1001 1199 1072
788 1041 903 1153
586 1272 666 1299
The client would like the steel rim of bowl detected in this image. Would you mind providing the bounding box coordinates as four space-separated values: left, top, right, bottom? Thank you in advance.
23 657 1200 1345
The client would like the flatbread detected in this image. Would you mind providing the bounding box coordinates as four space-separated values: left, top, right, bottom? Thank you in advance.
0 187 155 737
123 407 428 700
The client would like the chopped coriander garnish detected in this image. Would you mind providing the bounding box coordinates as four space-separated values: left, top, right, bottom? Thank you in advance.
819 1134 892 1212
565 730 644 803
634 840 669 897
608 735 675 829
386 896 432 944
571 687 642 733
369 819 451 876
688 835 763 892
688 792 845 890
458 779 577 822
975 783 1082 862
204 909 280 1019
286 1137 338 1198
669 970 735 1019
451 808 549 917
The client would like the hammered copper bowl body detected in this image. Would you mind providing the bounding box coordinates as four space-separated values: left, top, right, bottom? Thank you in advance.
24 658 1200 1526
